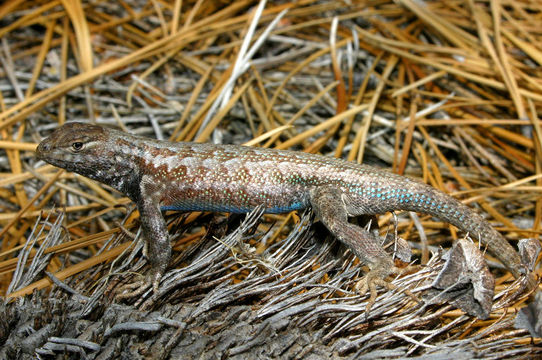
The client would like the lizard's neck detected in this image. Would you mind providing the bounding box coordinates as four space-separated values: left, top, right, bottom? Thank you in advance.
103 132 187 201
73 132 142 200
83 130 190 202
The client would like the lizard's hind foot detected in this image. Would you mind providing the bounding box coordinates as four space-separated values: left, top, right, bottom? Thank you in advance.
115 270 162 300
355 265 421 316
355 265 397 315
115 276 151 301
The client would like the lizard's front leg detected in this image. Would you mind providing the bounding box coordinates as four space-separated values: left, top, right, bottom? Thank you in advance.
309 186 400 312
117 194 171 299
138 196 171 293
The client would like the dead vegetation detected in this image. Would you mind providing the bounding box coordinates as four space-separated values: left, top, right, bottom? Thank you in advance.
0 0 541 358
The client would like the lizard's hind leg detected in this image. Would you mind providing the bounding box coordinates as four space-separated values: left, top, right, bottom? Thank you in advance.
309 187 404 314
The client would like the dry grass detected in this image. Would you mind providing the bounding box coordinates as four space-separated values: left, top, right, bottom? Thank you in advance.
0 0 541 358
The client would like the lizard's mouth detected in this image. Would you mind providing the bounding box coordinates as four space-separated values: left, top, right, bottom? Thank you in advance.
35 141 63 167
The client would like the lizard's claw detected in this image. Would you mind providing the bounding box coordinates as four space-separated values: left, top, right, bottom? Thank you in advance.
151 271 162 294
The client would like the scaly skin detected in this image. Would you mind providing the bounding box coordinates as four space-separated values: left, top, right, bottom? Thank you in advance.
36 122 531 300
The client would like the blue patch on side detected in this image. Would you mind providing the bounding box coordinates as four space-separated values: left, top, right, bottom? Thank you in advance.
266 202 305 214
161 204 251 213
161 201 305 214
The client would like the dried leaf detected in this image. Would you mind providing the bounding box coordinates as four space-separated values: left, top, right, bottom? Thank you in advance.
425 239 495 319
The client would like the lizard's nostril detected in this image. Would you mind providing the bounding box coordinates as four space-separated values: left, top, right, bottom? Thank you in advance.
37 141 50 155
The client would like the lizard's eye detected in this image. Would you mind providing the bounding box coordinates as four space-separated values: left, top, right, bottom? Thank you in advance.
71 142 84 151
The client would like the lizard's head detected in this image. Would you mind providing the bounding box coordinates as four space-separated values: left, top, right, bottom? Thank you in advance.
37 122 142 197
36 122 111 175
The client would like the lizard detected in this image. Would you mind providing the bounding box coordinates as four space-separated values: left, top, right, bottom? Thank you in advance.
36 122 534 305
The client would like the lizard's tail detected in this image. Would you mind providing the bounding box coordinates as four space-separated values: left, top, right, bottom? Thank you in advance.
395 181 526 280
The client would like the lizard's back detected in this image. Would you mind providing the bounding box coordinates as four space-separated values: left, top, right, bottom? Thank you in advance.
140 140 406 214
